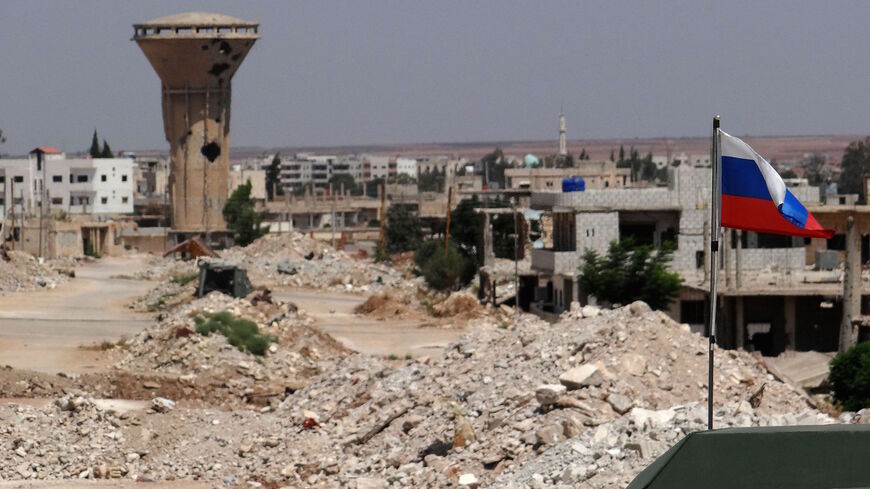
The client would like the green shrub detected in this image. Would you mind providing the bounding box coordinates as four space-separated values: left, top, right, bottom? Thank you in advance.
830 342 870 411
193 311 275 356
578 237 682 310
420 241 475 291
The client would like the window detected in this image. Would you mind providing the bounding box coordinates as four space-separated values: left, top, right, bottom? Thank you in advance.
122 196 129 204
121 175 128 182
101 174 107 182
101 197 108 204
51 197 62 205
0 176 4 183
76 175 88 183
52 175 62 183
13 176 24 183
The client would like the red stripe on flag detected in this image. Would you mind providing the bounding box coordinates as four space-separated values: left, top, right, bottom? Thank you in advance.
721 194 834 239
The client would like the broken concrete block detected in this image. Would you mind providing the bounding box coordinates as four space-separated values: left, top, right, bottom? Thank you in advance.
355 477 388 489
629 300 651 315
559 364 602 390
458 473 479 488
453 416 476 448
581 305 600 318
150 397 175 413
535 384 567 406
535 424 565 446
629 407 675 430
620 353 647 376
606 393 634 415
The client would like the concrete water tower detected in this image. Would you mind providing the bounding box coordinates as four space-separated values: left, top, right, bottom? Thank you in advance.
133 12 258 240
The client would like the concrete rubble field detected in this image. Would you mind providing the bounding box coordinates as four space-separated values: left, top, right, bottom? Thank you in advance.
0 250 75 293
0 284 844 487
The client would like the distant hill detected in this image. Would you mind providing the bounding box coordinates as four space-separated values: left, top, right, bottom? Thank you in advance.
127 134 861 165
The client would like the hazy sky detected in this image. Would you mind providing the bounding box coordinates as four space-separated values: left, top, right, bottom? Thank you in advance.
2 1 870 155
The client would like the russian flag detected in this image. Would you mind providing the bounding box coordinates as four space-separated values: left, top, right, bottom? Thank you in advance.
720 131 834 239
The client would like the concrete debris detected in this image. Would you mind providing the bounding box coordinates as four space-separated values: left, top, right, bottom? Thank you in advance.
536 384 567 406
459 472 480 487
115 290 349 406
0 250 73 293
0 298 838 486
151 397 175 413
559 364 603 389
220 233 411 294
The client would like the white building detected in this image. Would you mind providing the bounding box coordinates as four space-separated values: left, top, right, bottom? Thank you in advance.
395 157 418 179
0 148 134 216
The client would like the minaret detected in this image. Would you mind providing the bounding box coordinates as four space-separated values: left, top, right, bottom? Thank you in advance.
558 108 567 157
133 12 259 239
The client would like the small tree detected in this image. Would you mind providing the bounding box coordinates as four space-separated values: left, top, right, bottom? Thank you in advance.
89 129 101 158
830 342 870 411
328 173 358 195
385 205 422 253
223 180 269 246
578 238 682 310
803 153 828 186
415 239 475 291
266 153 282 200
449 195 483 259
100 139 113 158
839 137 870 203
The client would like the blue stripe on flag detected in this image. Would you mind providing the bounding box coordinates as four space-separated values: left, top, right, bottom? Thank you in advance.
721 155 771 201
779 189 808 228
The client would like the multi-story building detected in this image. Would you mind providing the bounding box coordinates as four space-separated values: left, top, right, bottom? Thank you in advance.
396 157 418 179
1 148 135 216
504 160 631 190
523 162 857 356
280 154 336 192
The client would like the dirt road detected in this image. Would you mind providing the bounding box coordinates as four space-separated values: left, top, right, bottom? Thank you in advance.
0 256 153 374
273 288 463 357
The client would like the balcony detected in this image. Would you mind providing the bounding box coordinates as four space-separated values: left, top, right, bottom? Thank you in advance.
531 248 579 274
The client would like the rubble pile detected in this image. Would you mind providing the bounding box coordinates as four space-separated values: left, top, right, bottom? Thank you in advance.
121 255 196 281
0 250 72 293
0 301 838 486
115 291 350 403
494 402 835 489
219 233 415 294
432 291 488 320
130 279 195 312
264 302 818 487
353 292 425 321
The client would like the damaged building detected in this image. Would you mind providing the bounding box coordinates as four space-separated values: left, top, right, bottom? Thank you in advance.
133 12 259 243
525 163 869 355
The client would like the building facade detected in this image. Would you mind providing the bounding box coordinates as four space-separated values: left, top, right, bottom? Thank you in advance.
1 152 135 216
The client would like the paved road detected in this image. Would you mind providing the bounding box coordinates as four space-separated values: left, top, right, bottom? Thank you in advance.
273 288 463 357
0 256 154 374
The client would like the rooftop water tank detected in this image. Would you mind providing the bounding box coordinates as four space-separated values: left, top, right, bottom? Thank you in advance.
561 177 585 192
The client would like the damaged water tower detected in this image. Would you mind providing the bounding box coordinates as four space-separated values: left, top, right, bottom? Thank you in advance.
133 12 258 242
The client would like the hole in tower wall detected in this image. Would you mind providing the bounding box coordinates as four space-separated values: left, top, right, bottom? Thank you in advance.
208 63 230 77
201 44 209 51
231 53 240 61
218 41 232 55
201 142 221 162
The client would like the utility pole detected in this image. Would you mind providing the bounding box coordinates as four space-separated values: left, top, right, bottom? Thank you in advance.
38 151 44 259
9 178 15 250
379 182 386 257
840 216 859 352
331 193 336 248
445 186 453 255
511 197 520 324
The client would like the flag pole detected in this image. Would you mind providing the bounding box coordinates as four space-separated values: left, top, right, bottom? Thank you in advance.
708 115 721 430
